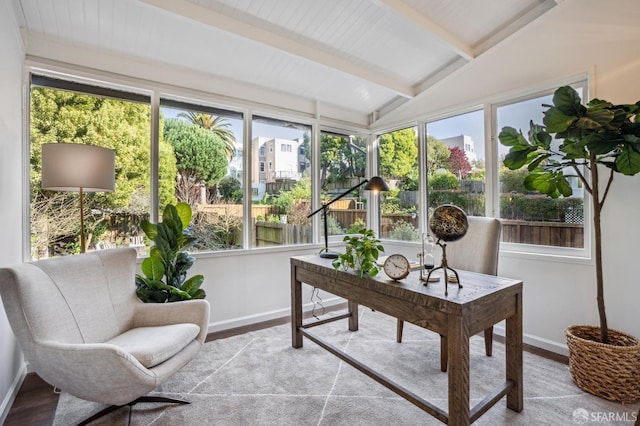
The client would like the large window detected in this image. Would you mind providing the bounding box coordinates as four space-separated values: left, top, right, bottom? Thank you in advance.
495 84 586 249
377 126 419 241
160 99 244 252
251 115 312 248
29 76 152 259
27 68 588 260
425 110 486 218
319 131 368 237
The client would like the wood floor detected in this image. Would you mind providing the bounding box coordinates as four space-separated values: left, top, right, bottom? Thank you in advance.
4 312 568 425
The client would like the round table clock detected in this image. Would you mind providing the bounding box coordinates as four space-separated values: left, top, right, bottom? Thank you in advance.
383 254 411 280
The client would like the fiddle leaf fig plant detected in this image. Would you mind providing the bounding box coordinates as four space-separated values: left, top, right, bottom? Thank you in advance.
499 85 640 344
135 202 206 303
332 228 384 278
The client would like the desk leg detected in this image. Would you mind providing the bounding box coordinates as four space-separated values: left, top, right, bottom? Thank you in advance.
448 315 470 426
506 292 523 411
291 264 303 348
348 300 359 331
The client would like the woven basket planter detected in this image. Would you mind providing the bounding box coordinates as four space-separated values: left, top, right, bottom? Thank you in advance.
566 325 640 404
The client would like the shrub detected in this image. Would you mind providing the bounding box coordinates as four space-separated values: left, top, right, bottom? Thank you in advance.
345 218 366 234
218 176 242 202
389 220 419 241
429 171 459 190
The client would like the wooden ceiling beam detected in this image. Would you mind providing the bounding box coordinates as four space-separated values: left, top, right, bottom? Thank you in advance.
140 0 414 99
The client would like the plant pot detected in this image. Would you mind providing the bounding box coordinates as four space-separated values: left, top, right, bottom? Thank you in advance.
566 325 640 403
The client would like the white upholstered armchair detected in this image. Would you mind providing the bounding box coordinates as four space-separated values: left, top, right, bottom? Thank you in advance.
0 248 209 424
397 216 502 372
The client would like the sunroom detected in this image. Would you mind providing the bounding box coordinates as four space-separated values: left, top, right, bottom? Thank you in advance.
1 0 640 424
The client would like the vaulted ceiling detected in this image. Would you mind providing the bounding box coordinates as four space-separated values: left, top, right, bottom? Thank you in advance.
12 0 557 122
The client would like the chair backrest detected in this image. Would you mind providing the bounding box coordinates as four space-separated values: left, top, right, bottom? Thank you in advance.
445 216 501 275
0 248 139 362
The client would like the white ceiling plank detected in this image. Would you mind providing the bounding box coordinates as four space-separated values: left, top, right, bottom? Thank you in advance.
139 0 414 99
378 0 475 60
473 0 558 55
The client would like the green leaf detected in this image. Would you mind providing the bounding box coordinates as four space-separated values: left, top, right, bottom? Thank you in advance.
527 122 552 149
140 220 157 239
527 153 551 171
556 176 574 197
543 107 576 133
616 146 640 175
524 172 559 198
551 86 584 116
141 254 165 280
498 127 527 147
182 274 204 295
503 146 536 170
162 204 183 238
190 289 206 299
175 202 192 230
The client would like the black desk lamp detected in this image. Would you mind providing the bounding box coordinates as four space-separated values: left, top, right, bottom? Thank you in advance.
308 176 389 258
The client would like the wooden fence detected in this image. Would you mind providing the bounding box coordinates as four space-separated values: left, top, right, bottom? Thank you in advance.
254 222 312 247
500 220 584 248
201 205 584 248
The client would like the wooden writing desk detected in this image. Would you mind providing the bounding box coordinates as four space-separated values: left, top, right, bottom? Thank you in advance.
290 255 523 426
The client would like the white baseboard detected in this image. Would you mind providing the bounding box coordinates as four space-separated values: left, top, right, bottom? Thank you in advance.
0 362 26 425
207 297 345 333
493 325 568 357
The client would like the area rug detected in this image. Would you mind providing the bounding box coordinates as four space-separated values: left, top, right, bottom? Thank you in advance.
54 309 639 425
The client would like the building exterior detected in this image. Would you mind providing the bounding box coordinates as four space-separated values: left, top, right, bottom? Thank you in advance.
439 135 477 163
250 137 309 199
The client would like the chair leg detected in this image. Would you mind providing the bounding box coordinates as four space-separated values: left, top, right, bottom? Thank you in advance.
76 395 189 426
396 319 404 343
440 335 448 372
484 326 493 356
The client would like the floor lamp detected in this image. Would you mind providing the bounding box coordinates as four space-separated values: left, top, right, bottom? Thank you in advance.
308 176 389 258
41 143 115 253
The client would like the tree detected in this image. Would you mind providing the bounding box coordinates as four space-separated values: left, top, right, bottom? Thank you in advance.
379 128 418 179
499 85 640 344
178 111 236 160
426 136 450 175
30 87 177 255
302 132 366 189
447 146 471 178
218 176 242 202
164 119 229 206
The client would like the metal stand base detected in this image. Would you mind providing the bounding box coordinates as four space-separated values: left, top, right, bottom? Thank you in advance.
421 242 462 296
319 250 339 259
77 396 189 426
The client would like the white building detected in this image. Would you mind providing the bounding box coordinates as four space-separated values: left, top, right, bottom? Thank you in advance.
439 135 477 163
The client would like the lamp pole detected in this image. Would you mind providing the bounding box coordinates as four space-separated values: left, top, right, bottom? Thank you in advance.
308 177 388 258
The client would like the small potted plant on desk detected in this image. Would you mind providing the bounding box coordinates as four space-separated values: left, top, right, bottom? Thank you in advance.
499 85 640 403
332 228 384 278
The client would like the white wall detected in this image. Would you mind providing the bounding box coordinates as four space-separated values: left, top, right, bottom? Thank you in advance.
375 0 640 353
0 0 26 422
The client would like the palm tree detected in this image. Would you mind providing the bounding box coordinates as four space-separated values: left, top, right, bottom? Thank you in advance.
178 111 236 160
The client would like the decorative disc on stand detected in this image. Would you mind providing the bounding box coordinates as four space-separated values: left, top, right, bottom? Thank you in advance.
429 204 468 242
424 204 468 295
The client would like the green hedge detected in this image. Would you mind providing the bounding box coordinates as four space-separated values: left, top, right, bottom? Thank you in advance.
428 191 584 223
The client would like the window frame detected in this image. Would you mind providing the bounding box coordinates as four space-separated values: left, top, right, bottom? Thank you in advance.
490 79 591 259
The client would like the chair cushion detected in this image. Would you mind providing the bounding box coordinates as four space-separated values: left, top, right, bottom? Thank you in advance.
106 323 200 368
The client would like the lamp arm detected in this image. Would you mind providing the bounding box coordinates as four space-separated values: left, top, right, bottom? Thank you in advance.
307 179 369 218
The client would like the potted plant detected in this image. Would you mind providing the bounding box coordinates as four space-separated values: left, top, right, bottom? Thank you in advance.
135 202 206 303
499 85 640 403
332 228 384 278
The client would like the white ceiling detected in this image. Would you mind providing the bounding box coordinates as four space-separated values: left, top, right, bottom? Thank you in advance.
12 0 557 122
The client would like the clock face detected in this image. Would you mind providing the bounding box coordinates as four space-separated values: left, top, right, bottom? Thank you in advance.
383 254 410 280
